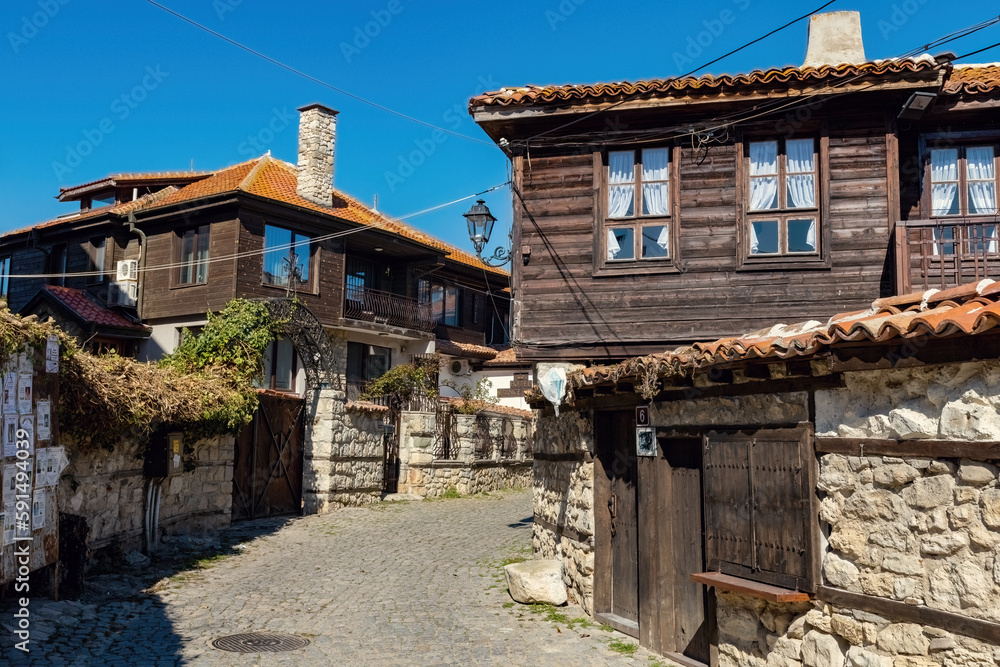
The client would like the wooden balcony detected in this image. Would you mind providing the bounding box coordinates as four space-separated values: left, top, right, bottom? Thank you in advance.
896 218 1000 294
343 285 436 332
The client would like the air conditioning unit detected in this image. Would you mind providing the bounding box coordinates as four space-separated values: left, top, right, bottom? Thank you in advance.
108 281 138 308
117 259 138 281
449 360 464 375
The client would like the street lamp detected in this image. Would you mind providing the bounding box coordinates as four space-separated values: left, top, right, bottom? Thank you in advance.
463 199 511 267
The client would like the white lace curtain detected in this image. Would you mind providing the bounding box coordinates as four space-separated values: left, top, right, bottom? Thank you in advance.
608 151 634 218
931 148 959 216
641 148 669 216
968 146 997 215
749 141 778 210
607 230 621 260
786 139 816 209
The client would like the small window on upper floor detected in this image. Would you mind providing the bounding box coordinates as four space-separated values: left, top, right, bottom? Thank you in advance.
603 148 672 265
746 138 819 258
176 225 210 285
419 279 461 327
88 237 106 283
50 245 67 287
0 256 9 298
263 225 312 290
930 145 998 217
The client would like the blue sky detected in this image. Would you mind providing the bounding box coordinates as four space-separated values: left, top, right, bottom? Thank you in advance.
1 0 999 256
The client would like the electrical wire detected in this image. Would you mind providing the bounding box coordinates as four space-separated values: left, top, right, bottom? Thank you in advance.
145 0 493 146
2 182 511 280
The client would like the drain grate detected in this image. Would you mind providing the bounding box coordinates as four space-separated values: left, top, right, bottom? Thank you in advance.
211 632 310 653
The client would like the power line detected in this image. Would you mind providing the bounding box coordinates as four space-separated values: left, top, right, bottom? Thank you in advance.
145 1 493 146
2 182 511 280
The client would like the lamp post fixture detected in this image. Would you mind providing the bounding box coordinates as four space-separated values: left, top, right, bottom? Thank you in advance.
463 199 511 267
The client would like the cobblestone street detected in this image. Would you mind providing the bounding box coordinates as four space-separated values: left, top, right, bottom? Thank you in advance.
2 490 664 666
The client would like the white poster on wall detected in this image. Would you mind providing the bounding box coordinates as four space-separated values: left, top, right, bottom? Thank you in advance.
2 463 14 499
3 414 16 458
31 489 44 530
34 450 46 485
3 372 15 415
2 503 13 546
17 373 32 415
45 335 59 374
19 416 33 456
37 400 50 441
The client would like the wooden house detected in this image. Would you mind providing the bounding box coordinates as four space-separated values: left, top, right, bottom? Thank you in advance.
469 12 1000 363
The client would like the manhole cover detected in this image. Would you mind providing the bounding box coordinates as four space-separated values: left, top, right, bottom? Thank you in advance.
211 632 310 653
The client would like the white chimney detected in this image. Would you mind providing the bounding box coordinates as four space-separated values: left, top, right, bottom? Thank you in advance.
803 11 866 68
296 103 338 205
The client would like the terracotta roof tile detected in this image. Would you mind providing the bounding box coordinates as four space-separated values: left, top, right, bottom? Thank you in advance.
43 285 150 331
9 156 507 277
436 338 497 360
57 171 212 200
565 278 1000 396
483 346 522 367
943 64 1000 94
470 58 942 109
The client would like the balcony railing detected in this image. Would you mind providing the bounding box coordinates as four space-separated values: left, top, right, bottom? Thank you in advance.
344 285 435 331
896 218 1000 293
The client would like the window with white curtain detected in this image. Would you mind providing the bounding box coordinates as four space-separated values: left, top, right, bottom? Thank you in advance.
746 138 819 257
605 147 671 262
928 144 999 256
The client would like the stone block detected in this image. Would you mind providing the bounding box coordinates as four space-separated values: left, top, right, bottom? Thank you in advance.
959 460 998 486
846 646 891 667
920 533 968 556
902 475 955 510
802 630 845 667
980 489 1000 529
504 560 567 605
876 623 928 656
824 553 860 588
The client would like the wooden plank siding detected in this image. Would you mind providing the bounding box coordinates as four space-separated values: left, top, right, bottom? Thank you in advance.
514 128 894 361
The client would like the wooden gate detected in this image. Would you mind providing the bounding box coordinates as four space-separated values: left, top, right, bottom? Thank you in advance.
232 391 304 521
382 405 400 494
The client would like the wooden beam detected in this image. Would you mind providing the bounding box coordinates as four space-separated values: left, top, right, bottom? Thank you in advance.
831 333 1000 373
818 586 1000 644
816 437 1000 460
691 572 810 603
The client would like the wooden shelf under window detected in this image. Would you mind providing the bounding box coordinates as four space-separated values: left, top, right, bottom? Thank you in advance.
690 571 811 603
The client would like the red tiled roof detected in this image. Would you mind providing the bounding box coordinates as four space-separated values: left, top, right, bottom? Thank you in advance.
470 58 943 109
12 156 507 277
42 285 150 331
483 346 524 367
943 64 1000 94
440 396 532 419
57 171 212 200
568 279 1000 394
436 338 498 360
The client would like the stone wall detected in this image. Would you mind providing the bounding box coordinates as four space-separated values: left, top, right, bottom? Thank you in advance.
398 410 534 499
59 434 234 554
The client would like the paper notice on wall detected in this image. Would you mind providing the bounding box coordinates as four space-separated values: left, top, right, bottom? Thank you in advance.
18 349 31 374
19 416 33 456
37 400 50 441
2 463 15 500
32 489 45 530
34 449 46 485
17 373 32 415
3 372 15 415
3 414 16 458
2 504 13 545
46 335 59 374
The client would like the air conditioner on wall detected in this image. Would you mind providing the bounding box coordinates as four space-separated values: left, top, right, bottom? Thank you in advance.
108 281 138 308
117 259 138 281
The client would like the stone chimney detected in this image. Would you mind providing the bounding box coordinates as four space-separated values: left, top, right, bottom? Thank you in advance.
296 103 338 205
803 11 866 67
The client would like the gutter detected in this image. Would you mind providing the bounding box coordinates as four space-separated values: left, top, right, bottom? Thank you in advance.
128 212 147 322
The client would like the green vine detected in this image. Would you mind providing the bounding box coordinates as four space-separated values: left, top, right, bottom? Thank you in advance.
441 377 499 414
359 357 438 406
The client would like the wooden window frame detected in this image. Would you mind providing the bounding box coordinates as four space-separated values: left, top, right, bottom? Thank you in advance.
49 244 67 287
261 224 316 294
737 134 832 271
172 224 211 288
86 237 107 284
0 255 9 298
264 337 299 393
593 147 681 278
923 141 1000 218
419 278 462 327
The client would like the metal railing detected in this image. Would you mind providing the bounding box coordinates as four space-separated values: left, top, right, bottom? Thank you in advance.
897 218 1000 293
343 285 436 331
432 404 459 460
345 380 392 407
474 414 517 460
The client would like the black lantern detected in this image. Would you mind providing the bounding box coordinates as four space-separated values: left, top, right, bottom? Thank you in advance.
463 199 497 254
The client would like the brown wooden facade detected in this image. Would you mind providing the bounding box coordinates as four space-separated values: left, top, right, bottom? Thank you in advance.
473 66 1000 362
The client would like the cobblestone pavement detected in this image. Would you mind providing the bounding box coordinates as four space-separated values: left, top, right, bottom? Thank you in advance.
2 490 671 666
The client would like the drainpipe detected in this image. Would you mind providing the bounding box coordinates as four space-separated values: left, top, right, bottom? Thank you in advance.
127 212 147 322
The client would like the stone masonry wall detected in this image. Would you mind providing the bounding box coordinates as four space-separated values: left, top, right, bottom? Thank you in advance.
59 434 234 554
398 411 533 498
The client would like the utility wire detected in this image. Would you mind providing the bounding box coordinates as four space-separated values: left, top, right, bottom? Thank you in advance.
3 182 511 280
145 0 493 146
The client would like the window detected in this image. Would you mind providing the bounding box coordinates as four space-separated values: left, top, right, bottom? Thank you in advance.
346 342 392 399
419 279 461 326
930 146 998 217
472 294 480 325
345 256 377 297
50 245 66 287
177 225 210 285
0 256 9 298
605 148 672 262
261 337 298 392
88 237 106 283
746 138 819 257
263 225 311 289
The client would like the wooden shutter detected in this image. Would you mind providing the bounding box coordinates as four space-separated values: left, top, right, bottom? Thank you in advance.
703 427 814 592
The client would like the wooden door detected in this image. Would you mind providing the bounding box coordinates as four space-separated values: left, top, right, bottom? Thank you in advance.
232 392 304 521
594 410 639 636
640 437 711 665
